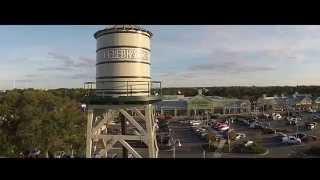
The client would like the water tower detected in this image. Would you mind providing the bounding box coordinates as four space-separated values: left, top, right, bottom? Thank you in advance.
84 25 162 158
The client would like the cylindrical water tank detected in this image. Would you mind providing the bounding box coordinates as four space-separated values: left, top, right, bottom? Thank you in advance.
94 26 153 97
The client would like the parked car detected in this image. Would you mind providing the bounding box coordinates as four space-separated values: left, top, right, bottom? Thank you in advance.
244 140 254 147
277 132 287 136
196 128 207 135
233 133 246 140
272 113 282 120
262 127 276 134
212 122 224 129
250 121 264 129
309 109 317 113
306 122 317 130
200 132 208 139
263 113 270 118
237 119 250 126
190 120 201 126
312 114 320 120
282 136 302 145
217 124 230 131
274 132 288 141
288 120 297 126
296 133 307 139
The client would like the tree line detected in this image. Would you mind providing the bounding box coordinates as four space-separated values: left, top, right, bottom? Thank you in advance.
0 89 86 157
162 86 320 101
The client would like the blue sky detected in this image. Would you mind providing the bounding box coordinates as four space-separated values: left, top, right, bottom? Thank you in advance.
0 25 320 89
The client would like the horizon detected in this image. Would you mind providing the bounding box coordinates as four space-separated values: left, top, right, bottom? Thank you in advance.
2 84 320 91
1 25 320 89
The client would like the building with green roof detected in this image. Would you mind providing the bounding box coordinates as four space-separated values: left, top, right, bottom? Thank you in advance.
155 91 251 117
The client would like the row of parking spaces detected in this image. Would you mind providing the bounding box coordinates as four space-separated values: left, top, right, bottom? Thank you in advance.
164 113 320 156
233 116 319 146
184 113 319 148
182 119 255 150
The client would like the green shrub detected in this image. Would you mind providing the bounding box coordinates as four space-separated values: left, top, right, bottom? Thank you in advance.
202 144 216 152
232 143 267 154
262 128 275 134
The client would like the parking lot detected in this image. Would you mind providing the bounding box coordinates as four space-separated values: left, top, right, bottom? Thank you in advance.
157 121 206 158
160 112 320 158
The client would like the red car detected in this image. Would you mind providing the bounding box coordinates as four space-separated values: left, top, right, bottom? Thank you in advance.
217 124 230 131
212 122 223 129
213 122 229 130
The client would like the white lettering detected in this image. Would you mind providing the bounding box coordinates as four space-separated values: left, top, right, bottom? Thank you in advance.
102 48 149 61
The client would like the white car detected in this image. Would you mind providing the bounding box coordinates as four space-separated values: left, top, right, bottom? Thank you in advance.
217 125 230 131
195 128 206 134
263 113 270 118
282 136 301 145
234 133 246 140
200 132 208 138
276 132 287 137
190 121 201 126
272 113 282 120
306 123 317 130
244 140 254 147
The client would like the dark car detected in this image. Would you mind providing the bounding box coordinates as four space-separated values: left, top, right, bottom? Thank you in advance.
274 132 287 142
262 128 276 134
287 120 298 126
253 123 264 129
296 133 307 139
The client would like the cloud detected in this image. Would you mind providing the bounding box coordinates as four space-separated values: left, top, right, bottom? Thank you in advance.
15 79 33 83
38 67 73 71
70 73 95 80
39 52 95 72
25 74 38 78
187 49 276 74
74 57 95 67
190 62 275 73
48 52 72 61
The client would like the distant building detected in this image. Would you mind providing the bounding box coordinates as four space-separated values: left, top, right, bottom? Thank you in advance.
155 90 251 117
313 97 320 111
257 92 315 112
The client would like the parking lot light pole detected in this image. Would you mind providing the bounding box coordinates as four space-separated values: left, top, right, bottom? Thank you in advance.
296 119 299 137
173 144 176 159
169 137 181 159
174 139 181 159
228 129 231 153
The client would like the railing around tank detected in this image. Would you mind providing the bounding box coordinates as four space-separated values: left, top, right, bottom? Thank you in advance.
84 81 162 97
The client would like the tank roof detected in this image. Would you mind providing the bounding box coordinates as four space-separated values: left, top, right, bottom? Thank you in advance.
94 25 152 39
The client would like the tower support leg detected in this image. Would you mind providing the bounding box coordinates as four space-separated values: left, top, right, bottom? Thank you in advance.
86 104 158 158
86 109 93 158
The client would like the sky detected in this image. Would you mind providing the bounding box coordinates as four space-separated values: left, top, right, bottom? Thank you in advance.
0 25 320 89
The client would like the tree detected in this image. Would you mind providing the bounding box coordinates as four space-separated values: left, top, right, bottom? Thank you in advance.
0 89 86 157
